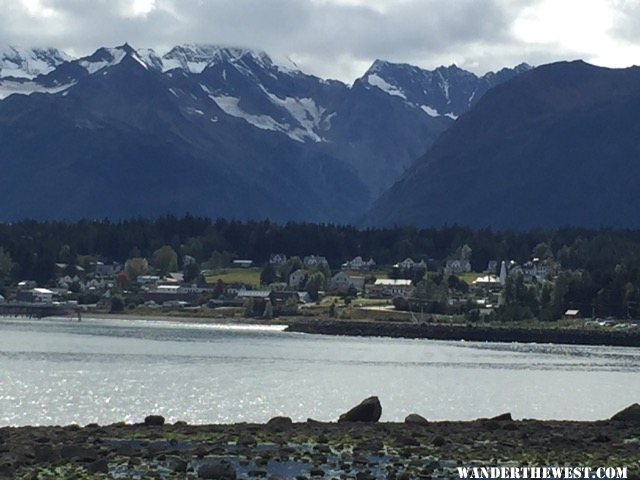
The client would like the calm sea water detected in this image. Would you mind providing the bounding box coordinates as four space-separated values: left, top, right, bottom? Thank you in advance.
1 317 639 426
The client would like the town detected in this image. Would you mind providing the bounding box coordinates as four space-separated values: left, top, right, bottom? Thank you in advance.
1 243 636 331
2 218 640 330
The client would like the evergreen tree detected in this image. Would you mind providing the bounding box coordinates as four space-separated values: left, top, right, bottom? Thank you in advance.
183 262 201 283
260 263 277 285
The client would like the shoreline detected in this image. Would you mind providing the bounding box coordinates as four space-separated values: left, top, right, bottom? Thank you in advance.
3 414 639 479
286 318 640 348
75 311 290 327
7 311 640 348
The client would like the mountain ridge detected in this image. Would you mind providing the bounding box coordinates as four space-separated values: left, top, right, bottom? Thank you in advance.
0 42 531 222
363 60 640 229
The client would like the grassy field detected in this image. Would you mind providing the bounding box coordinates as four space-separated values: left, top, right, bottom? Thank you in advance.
317 295 391 307
204 268 261 287
200 268 483 290
458 272 483 284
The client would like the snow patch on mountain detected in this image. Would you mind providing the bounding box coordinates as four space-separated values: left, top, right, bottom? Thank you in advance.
0 79 74 99
265 91 326 142
437 71 450 103
79 48 127 74
137 48 164 70
210 94 281 132
421 105 439 117
209 89 326 143
366 74 406 99
185 107 205 116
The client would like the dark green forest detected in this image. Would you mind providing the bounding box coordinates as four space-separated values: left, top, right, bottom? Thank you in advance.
2 216 640 319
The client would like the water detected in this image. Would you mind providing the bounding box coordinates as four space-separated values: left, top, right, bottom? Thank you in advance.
1 316 639 426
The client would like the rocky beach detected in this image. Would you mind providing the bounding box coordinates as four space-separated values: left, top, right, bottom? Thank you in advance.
2 399 640 480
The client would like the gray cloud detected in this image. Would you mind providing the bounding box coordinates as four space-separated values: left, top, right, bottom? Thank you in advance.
609 0 640 41
0 0 635 81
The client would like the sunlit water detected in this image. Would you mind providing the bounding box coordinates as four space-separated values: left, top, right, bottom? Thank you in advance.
1 316 639 426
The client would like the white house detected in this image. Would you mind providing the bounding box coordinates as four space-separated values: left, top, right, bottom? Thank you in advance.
342 256 376 271
523 258 549 282
31 288 54 303
303 255 328 267
445 259 471 274
269 254 288 265
288 269 307 289
328 272 365 294
329 272 351 293
395 258 415 269
394 258 426 270
93 262 121 277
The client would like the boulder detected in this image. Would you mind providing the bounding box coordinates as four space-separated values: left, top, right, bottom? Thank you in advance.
611 403 640 422
306 418 325 424
198 460 237 479
338 396 382 422
490 412 513 421
266 416 293 430
404 413 429 426
144 415 165 426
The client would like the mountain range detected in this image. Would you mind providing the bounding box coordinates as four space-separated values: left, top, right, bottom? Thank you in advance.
0 43 529 223
363 60 640 229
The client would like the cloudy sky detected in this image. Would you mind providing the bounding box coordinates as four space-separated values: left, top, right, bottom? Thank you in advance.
2 0 640 82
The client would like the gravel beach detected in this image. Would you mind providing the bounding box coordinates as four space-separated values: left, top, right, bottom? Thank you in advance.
3 408 639 479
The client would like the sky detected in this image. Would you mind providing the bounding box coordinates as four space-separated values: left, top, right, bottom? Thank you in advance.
1 0 640 82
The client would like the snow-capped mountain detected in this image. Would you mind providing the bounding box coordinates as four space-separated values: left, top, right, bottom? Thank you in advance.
359 60 532 119
0 46 74 99
160 44 299 75
325 60 531 194
364 61 640 229
0 44 140 99
0 43 530 222
0 46 70 79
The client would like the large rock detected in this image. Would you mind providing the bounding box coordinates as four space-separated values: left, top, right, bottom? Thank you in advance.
490 412 513 422
267 416 292 427
611 403 640 422
338 396 382 422
144 415 165 426
405 413 429 426
266 416 293 431
197 460 237 479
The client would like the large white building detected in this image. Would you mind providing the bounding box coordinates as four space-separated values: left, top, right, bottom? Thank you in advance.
366 279 414 298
